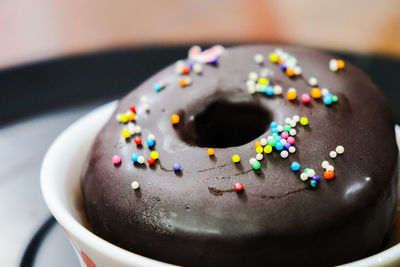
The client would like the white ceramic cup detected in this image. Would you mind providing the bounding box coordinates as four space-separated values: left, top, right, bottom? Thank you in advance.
41 101 400 267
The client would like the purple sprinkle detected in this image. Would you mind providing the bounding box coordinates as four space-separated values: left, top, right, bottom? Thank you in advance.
208 57 218 65
188 61 194 69
173 163 181 172
284 143 291 150
312 175 320 182
280 64 287 71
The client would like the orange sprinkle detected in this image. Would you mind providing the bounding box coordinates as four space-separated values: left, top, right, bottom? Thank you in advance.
337 60 345 70
207 148 215 156
171 114 180 124
286 68 295 77
128 112 135 121
179 79 187 87
287 91 297 101
254 141 261 148
324 170 335 180
181 66 190 75
278 59 284 64
311 88 322 99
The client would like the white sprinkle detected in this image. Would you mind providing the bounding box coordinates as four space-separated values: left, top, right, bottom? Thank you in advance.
143 103 150 111
193 63 203 74
288 87 296 93
307 169 316 178
280 139 287 145
260 138 268 146
329 151 337 158
248 72 258 81
285 117 292 124
184 77 192 86
249 158 257 164
248 85 256 94
288 146 296 153
131 181 140 190
321 88 330 96
140 96 148 103
273 85 283 95
280 150 289 158
292 115 300 122
256 153 264 161
255 83 263 92
300 172 309 181
274 48 283 57
115 114 122 122
137 156 145 164
254 54 264 64
326 165 335 171
277 125 284 132
321 160 330 169
294 66 302 75
148 134 155 140
290 120 297 128
127 122 135 135
246 80 256 89
308 77 318 86
175 60 185 73
134 125 141 134
289 129 296 136
336 146 345 154
329 59 338 72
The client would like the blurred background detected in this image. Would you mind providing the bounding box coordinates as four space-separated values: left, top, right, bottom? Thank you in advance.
0 1 399 267
1 0 400 69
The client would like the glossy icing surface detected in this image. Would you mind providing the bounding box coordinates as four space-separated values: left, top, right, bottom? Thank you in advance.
82 45 398 266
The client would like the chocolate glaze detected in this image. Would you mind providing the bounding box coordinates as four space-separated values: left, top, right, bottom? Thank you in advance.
81 45 398 266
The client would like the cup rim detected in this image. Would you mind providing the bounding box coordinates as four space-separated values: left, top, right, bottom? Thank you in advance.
41 101 400 267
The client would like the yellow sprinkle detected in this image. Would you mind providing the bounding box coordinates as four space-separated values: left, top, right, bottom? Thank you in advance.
269 53 279 63
120 114 128 123
207 148 215 156
256 146 263 154
264 145 273 154
150 151 159 160
257 78 268 85
300 117 309 126
122 129 130 138
232 154 240 163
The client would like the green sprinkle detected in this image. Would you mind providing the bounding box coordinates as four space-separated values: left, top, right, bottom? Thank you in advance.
332 95 338 102
304 168 310 174
284 124 292 132
252 161 261 170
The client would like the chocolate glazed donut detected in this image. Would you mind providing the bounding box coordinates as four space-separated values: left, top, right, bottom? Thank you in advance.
81 45 398 266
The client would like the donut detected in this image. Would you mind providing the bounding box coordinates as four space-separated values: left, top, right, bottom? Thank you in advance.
81 45 398 266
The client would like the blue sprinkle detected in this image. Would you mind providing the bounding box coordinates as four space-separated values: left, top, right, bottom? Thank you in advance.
291 162 301 171
208 58 218 65
270 121 278 128
284 143 291 150
146 138 155 147
323 93 333 105
274 136 282 142
275 142 284 151
153 83 162 92
266 85 274 96
271 128 279 134
173 163 181 171
131 153 139 162
310 179 318 188
312 175 320 182
280 64 287 72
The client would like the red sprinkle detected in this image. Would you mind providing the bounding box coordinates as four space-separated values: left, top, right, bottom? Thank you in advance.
181 66 190 75
134 137 142 145
234 182 244 192
129 105 136 113
147 157 155 165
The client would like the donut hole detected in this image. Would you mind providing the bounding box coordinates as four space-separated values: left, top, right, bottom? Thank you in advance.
181 100 272 148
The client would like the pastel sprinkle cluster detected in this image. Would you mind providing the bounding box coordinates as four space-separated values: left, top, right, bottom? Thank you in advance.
269 48 302 77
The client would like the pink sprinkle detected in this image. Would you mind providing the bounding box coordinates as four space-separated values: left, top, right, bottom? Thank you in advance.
301 93 311 104
112 155 122 165
287 136 295 145
281 132 289 139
